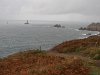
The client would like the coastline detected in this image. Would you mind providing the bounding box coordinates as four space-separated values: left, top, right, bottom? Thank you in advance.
0 29 99 58
0 35 100 75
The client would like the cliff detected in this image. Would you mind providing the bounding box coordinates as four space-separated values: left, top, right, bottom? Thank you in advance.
79 23 100 31
87 23 100 31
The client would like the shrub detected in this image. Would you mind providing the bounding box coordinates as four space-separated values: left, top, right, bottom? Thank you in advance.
82 47 100 60
93 54 100 60
89 66 100 75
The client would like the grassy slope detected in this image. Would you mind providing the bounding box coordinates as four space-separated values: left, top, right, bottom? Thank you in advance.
50 35 100 75
50 35 100 59
0 50 89 75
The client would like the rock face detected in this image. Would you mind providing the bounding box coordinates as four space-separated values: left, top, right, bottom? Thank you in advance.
87 23 100 31
79 23 100 31
79 27 87 30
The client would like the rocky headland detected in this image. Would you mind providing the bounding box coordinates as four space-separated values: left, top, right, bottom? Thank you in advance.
79 23 100 31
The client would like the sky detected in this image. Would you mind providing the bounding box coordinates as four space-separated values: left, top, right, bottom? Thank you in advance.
0 0 100 22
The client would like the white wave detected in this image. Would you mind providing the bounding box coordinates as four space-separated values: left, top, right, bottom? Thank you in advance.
92 32 100 35
82 34 87 35
92 33 97 35
78 36 88 39
75 29 80 31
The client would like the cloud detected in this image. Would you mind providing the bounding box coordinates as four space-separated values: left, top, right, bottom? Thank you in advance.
35 0 100 16
0 0 100 22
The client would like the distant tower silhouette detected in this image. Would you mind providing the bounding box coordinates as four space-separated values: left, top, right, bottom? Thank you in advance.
24 20 29 24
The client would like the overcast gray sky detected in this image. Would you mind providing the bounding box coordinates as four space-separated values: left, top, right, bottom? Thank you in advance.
0 0 100 22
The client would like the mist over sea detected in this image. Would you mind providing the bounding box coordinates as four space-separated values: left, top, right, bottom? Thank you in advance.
0 20 98 57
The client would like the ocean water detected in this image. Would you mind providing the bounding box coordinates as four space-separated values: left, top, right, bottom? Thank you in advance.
0 20 99 57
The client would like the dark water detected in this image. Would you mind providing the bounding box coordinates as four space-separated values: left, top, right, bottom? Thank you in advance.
0 20 99 57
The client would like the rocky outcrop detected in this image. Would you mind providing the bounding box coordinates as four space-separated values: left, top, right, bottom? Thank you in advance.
79 23 100 31
54 24 61 28
79 27 87 30
53 24 65 28
87 23 100 31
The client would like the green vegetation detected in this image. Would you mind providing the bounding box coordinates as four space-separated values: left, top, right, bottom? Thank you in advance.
89 66 100 75
81 47 100 60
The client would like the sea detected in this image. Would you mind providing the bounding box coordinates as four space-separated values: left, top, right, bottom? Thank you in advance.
0 20 99 57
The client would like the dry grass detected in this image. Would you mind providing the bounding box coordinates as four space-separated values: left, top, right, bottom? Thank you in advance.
50 36 100 53
50 36 100 60
0 50 89 75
